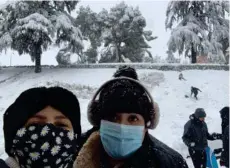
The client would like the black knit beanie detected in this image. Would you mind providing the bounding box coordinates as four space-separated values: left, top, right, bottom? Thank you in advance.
194 108 206 118
98 79 152 123
3 86 81 156
220 106 229 120
113 65 138 80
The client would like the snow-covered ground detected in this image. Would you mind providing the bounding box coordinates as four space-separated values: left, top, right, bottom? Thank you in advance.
0 67 228 167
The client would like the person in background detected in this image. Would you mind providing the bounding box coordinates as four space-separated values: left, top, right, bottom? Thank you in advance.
76 76 188 168
219 107 229 167
191 86 202 100
179 72 186 81
0 87 81 168
182 108 221 168
113 65 138 80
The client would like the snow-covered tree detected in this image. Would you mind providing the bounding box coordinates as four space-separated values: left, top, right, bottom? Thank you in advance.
76 6 102 48
56 47 71 65
166 50 179 63
165 1 229 63
98 2 157 63
75 6 102 62
84 47 98 63
0 1 83 72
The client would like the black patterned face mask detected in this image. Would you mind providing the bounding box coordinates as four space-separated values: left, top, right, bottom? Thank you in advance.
11 124 78 168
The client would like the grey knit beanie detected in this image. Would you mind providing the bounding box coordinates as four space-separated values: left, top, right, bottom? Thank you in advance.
194 108 206 118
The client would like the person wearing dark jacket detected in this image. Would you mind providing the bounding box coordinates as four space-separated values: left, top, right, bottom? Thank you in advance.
220 106 229 136
220 125 229 167
0 87 81 168
220 106 229 167
182 108 221 168
76 77 188 168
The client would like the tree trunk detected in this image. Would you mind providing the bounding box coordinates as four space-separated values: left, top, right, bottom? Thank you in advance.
191 43 197 63
35 54 41 73
115 43 122 62
118 47 122 62
34 43 42 73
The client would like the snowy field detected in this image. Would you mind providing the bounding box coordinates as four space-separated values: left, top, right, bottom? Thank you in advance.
0 67 228 167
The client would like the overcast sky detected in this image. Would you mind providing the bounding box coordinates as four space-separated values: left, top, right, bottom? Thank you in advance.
0 0 172 65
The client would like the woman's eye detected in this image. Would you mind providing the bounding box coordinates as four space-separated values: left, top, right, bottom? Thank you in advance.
56 123 68 128
107 116 118 122
128 115 138 122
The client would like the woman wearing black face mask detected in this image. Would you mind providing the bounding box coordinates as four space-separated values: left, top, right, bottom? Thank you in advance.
0 87 81 168
76 77 188 168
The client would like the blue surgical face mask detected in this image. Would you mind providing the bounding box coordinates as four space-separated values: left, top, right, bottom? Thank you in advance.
100 120 144 159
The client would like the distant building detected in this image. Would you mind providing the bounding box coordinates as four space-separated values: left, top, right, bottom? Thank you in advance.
197 56 209 63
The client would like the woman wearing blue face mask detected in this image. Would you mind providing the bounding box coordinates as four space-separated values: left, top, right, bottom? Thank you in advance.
76 77 188 168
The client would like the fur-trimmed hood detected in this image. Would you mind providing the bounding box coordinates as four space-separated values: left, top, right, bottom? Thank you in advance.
75 132 101 168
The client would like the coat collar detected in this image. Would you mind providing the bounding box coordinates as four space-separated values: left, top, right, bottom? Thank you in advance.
75 131 156 168
75 131 101 168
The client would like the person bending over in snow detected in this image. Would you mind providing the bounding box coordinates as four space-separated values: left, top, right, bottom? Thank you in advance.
191 86 202 100
179 73 186 81
0 87 81 168
182 108 221 168
76 77 188 168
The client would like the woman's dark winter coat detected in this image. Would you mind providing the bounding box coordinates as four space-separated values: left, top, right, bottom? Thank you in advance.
76 131 188 168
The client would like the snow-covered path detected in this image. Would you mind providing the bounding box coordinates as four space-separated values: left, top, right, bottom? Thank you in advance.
0 67 228 167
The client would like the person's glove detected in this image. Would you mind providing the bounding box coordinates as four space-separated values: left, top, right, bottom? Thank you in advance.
219 160 225 166
190 142 195 147
212 133 222 140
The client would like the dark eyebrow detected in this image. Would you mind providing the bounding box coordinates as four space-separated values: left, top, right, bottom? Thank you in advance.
32 114 46 120
55 115 68 120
